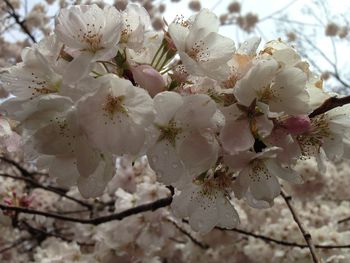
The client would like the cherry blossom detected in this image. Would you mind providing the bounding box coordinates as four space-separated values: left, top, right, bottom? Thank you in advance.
55 4 123 83
168 9 235 80
77 74 154 156
147 91 219 184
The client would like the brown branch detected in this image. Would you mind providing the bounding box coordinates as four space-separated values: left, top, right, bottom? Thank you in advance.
0 237 31 254
217 226 350 249
167 218 209 250
3 0 36 43
309 95 350 118
0 156 33 177
0 188 173 225
281 190 320 263
0 173 93 209
337 216 350 224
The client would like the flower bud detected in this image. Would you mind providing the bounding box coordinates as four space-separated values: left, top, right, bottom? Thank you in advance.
283 115 311 135
189 0 201 12
131 64 165 97
228 2 241 13
325 22 339 36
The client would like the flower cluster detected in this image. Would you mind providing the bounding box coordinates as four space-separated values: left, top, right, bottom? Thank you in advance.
1 4 350 234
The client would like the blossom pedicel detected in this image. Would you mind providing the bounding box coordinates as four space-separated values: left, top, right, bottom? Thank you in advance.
1 4 350 234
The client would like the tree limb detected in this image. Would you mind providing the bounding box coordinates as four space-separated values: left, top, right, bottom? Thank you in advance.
309 95 350 118
0 173 93 209
0 189 173 225
281 190 320 263
218 227 350 249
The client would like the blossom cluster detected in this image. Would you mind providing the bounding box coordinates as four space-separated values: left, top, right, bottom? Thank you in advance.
1 3 350 234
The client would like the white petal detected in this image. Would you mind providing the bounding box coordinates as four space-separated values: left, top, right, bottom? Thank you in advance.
237 37 261 56
248 162 281 205
153 91 183 124
270 67 309 115
220 119 254 154
147 140 187 184
168 23 189 52
234 59 278 106
178 131 219 176
78 154 115 198
63 52 94 84
188 190 219 234
175 94 216 129
265 159 303 184
50 156 79 187
216 196 239 229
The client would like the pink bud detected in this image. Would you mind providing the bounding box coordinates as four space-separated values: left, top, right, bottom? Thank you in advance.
283 115 311 135
131 65 165 97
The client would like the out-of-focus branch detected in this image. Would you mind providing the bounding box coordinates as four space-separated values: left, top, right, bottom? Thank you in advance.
0 156 33 177
0 237 30 254
3 0 36 43
0 187 174 225
167 218 209 250
217 226 350 249
281 190 320 263
309 95 350 118
338 215 350 224
0 173 93 209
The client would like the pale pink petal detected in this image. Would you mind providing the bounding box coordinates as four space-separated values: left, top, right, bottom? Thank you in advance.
147 140 187 184
220 119 254 154
177 131 219 176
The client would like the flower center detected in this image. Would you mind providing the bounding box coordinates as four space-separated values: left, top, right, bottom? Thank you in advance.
296 115 331 157
102 94 127 120
156 119 182 147
78 23 104 53
187 40 209 62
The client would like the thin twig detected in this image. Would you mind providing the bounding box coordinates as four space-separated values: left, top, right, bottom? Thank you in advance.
167 218 209 250
281 190 320 263
0 238 30 254
0 173 93 209
0 190 173 225
337 216 350 224
3 0 36 43
218 226 350 249
0 156 33 177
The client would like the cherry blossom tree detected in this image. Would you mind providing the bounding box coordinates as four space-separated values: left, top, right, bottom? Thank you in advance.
1 1 350 263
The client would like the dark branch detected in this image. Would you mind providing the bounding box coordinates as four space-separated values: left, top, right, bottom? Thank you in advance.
281 190 320 263
0 156 33 177
217 226 350 249
309 95 350 118
338 216 350 224
0 173 93 209
168 218 209 250
0 192 173 225
3 0 36 43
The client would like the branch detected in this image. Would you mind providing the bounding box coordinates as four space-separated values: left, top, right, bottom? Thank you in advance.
0 173 93 209
281 190 320 263
216 226 350 249
309 95 350 118
3 0 36 43
0 188 173 225
0 237 30 254
0 156 33 177
338 216 350 224
167 218 209 250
